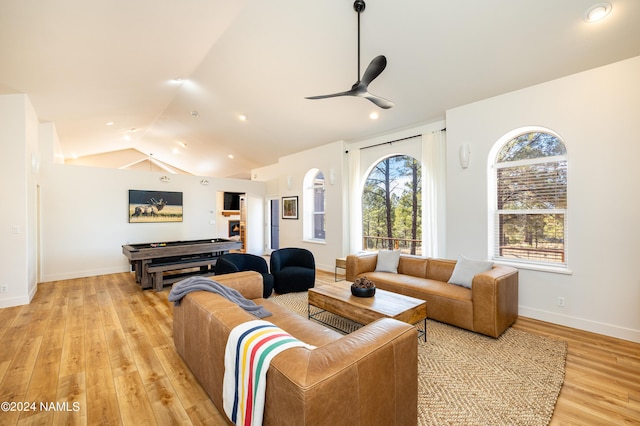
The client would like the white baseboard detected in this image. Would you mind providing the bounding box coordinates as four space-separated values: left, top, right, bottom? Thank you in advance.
41 266 130 283
519 306 640 344
0 294 32 309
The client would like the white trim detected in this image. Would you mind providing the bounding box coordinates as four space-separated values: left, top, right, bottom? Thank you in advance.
495 154 567 168
519 308 640 344
302 239 327 245
495 260 572 275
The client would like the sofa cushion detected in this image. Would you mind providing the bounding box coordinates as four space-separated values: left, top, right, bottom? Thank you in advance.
425 259 457 282
362 272 472 302
374 250 401 273
397 256 428 278
448 256 494 288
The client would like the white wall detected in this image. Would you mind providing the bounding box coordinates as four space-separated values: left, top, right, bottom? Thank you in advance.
0 94 39 308
275 141 347 271
251 163 280 196
445 56 640 342
38 161 265 282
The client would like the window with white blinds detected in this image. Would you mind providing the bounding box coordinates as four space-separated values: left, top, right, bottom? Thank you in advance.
492 131 568 268
312 171 326 239
303 168 326 242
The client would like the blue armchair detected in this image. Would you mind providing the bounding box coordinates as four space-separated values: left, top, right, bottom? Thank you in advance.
214 253 274 298
270 248 315 294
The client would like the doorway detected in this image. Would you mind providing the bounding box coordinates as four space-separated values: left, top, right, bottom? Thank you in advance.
267 197 280 252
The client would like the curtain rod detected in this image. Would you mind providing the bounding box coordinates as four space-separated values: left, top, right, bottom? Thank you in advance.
358 127 445 151
345 128 446 154
359 134 422 151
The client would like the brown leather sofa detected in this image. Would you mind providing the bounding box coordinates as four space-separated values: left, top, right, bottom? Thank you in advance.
173 271 418 425
346 253 519 338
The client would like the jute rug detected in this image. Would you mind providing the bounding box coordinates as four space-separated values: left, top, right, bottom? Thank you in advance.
269 292 567 426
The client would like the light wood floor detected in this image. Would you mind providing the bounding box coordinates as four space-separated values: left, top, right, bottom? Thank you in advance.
0 271 638 425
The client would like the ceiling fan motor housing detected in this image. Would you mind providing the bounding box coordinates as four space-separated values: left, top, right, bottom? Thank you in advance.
354 0 366 13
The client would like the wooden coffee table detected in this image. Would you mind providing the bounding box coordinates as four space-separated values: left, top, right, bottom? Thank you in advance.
308 282 427 341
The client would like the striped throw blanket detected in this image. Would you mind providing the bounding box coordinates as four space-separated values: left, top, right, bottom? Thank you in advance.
223 320 315 426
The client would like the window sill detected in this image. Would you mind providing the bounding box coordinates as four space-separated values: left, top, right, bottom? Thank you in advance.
494 260 572 275
303 238 326 245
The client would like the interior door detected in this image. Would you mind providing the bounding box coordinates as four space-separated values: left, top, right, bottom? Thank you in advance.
270 199 279 251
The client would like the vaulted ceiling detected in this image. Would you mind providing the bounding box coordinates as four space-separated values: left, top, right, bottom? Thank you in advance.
2 0 639 179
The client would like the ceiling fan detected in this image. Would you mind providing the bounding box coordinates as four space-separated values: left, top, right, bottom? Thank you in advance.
305 0 394 109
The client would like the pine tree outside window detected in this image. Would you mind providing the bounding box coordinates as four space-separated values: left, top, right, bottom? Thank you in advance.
362 155 422 255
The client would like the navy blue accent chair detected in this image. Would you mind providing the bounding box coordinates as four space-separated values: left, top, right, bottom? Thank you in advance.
270 248 315 294
214 253 274 298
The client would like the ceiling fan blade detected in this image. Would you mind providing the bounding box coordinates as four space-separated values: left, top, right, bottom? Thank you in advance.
305 89 355 100
360 55 387 86
363 92 395 109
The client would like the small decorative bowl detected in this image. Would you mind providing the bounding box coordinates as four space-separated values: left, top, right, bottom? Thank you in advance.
351 285 375 297
351 277 376 297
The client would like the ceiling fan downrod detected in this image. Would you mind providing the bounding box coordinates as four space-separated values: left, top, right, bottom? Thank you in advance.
354 0 366 82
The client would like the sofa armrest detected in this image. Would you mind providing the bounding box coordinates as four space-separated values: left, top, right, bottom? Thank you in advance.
471 265 519 338
211 270 264 300
267 318 418 425
345 252 378 281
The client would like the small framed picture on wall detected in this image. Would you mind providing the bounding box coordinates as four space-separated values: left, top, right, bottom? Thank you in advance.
282 196 298 219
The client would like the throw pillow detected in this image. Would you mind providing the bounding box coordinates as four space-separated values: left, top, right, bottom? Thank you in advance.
448 256 493 288
375 250 401 273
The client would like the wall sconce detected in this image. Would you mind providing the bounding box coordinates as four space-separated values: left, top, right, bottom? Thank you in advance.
287 176 293 190
459 144 471 169
200 179 209 185
160 175 171 183
329 168 336 185
31 153 40 174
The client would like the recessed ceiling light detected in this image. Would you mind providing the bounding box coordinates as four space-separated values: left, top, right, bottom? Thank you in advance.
190 110 199 118
177 141 187 148
105 121 114 126
129 127 138 133
172 77 184 83
238 114 247 121
228 154 235 159
369 111 379 120
584 2 612 23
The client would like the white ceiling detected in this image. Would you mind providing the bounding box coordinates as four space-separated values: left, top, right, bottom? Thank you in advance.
2 0 639 179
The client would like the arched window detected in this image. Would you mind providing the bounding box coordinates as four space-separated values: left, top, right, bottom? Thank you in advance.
490 130 567 268
362 155 421 255
303 168 325 241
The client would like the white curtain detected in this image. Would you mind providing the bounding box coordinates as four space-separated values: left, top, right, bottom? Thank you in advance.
347 148 362 253
422 130 447 257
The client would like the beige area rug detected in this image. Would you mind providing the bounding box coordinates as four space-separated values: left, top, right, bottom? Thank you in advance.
269 292 567 426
